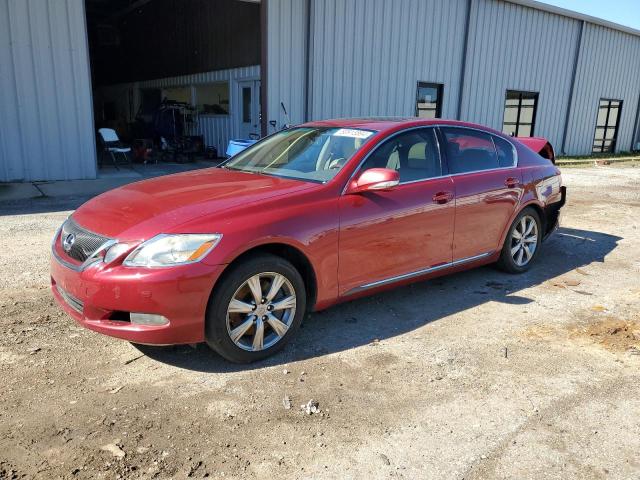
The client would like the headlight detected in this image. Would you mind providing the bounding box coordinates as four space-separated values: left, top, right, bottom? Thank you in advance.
104 243 134 264
122 234 222 267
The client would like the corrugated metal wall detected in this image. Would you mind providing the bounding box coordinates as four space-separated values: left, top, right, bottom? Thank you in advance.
461 0 582 151
266 0 640 156
265 0 468 127
564 23 640 154
98 65 261 156
307 0 468 121
265 0 308 133
0 0 97 182
635 106 640 150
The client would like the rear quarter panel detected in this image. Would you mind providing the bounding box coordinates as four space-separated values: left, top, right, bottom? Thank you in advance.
516 142 563 207
499 142 563 246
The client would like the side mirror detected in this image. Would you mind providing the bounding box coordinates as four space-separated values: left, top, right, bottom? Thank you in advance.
345 168 400 194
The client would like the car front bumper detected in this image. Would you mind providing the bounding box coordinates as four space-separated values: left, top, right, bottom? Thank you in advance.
51 253 225 345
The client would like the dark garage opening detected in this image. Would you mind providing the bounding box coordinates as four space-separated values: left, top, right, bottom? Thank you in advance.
84 0 262 171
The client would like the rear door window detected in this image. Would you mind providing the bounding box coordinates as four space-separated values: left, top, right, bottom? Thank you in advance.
493 135 517 168
441 127 499 174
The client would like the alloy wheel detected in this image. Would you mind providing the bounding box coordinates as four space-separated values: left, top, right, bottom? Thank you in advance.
226 272 297 352
510 215 538 267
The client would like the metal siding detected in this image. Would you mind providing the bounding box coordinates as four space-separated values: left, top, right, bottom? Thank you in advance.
634 94 640 150
265 0 307 133
0 0 96 182
461 0 581 150
0 0 23 181
306 0 468 121
504 0 640 38
565 23 640 154
266 0 640 155
197 116 231 158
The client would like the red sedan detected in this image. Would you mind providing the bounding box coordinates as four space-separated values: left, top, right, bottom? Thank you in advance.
51 118 565 362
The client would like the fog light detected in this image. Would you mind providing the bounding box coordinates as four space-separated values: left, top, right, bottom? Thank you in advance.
130 313 169 326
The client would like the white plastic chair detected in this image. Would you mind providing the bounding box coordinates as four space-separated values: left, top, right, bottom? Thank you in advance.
98 128 131 169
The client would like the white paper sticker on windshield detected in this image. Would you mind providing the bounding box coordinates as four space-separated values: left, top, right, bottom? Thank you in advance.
333 128 374 139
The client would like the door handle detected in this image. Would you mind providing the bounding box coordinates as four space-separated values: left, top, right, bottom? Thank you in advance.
432 191 454 204
505 177 520 188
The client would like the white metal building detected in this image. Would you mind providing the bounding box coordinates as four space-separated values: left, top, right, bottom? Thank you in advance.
1 0 640 182
1 0 97 182
266 0 640 157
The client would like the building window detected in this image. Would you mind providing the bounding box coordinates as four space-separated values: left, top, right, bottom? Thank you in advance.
162 86 192 104
195 82 230 115
502 90 538 137
416 82 443 119
593 99 622 153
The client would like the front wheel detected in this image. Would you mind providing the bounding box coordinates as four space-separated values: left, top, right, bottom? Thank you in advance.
497 208 542 273
205 254 306 363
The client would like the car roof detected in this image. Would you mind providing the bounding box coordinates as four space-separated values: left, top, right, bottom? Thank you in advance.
300 117 505 136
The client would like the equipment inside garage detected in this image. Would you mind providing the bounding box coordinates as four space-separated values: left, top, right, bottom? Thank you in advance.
85 0 261 168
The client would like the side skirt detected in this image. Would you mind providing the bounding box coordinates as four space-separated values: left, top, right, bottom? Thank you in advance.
345 251 494 296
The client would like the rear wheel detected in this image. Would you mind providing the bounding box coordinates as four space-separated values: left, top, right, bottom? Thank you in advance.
497 208 542 273
205 254 306 363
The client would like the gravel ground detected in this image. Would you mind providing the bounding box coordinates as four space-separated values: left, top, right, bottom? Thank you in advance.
1 165 639 479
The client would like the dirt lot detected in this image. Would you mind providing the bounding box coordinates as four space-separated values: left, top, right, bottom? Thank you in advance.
1 165 639 479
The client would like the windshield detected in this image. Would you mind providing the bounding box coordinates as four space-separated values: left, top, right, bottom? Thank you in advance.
223 127 376 182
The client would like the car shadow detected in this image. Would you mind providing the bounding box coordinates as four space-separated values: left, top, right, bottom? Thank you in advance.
135 226 621 373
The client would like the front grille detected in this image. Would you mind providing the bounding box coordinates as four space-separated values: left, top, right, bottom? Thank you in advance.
60 219 111 262
56 284 84 313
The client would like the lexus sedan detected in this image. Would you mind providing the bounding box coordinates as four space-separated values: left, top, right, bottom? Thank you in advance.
51 118 565 362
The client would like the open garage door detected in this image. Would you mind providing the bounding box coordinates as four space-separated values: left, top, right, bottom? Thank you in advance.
85 0 262 169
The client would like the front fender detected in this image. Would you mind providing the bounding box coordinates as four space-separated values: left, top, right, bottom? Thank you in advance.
198 198 341 309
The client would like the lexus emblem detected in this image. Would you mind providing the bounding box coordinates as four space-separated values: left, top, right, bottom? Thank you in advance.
62 233 76 252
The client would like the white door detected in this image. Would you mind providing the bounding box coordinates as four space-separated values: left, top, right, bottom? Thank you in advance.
238 80 261 139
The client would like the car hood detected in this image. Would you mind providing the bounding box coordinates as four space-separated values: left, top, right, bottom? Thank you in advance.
72 168 315 239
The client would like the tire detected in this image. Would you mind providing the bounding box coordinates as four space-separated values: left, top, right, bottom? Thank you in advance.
205 254 306 363
497 207 543 274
